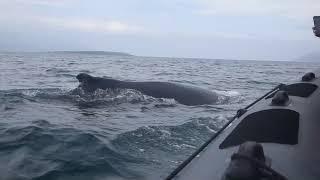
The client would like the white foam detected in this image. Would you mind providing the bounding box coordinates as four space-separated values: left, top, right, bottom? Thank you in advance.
214 90 240 97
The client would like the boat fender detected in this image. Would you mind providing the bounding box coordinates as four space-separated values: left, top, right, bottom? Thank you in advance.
301 72 315 82
271 91 289 106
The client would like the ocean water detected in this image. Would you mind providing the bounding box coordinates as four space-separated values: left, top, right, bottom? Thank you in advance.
0 52 319 180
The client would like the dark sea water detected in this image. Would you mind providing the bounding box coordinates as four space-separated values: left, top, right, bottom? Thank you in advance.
0 52 319 180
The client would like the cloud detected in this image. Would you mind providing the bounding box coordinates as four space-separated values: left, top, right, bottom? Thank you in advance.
6 0 75 7
195 0 320 19
36 17 144 34
0 0 145 34
0 0 318 59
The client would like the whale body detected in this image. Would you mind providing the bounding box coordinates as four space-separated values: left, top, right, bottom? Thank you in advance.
76 73 218 106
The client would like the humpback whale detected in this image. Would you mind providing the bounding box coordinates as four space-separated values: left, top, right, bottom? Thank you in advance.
76 73 218 106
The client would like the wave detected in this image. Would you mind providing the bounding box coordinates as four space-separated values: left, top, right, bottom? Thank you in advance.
0 121 141 180
214 90 243 104
0 87 241 111
45 68 71 74
44 68 93 79
111 116 228 177
0 116 229 180
0 89 240 179
113 116 226 154
247 80 279 86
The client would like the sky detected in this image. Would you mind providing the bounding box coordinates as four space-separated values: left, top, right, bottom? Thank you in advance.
0 0 319 60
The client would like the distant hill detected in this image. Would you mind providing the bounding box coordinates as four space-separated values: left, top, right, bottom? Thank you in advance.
298 52 320 62
51 51 133 56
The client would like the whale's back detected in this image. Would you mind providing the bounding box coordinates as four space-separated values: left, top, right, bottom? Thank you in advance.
121 81 218 105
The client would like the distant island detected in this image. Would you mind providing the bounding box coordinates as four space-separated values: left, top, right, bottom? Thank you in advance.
50 51 133 56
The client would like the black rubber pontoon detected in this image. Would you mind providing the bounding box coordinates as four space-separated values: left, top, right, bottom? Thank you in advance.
166 69 320 180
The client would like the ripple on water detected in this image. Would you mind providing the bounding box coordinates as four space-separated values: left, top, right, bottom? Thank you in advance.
0 122 142 180
111 115 228 178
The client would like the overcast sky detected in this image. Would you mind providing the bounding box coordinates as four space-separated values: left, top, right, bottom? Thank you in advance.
0 0 319 60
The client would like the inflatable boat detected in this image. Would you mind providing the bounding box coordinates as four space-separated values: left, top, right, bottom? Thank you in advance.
166 70 320 180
